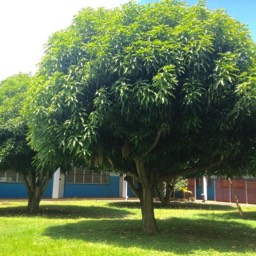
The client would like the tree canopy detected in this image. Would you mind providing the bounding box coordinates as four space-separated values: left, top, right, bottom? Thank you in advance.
27 0 256 233
0 74 53 213
0 73 33 172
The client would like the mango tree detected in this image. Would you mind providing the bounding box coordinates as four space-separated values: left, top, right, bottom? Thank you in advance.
0 74 53 213
27 1 256 233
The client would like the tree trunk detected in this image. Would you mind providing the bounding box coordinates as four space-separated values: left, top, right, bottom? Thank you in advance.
27 187 42 214
22 170 51 214
141 184 158 234
156 181 172 207
135 159 158 234
156 182 165 205
165 182 173 202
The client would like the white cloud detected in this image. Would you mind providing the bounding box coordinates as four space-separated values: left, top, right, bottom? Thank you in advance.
0 0 131 81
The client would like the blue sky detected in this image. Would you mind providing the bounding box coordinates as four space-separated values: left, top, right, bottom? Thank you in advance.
140 0 256 41
0 0 255 81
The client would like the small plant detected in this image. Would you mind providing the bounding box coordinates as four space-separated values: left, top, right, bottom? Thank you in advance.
174 178 193 201
156 177 194 205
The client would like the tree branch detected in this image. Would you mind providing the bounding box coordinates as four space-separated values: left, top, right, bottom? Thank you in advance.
41 170 51 194
145 128 162 155
124 175 142 202
126 171 139 181
21 172 31 192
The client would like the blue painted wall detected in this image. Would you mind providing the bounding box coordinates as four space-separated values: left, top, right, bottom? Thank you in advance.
0 180 53 199
127 183 141 198
43 179 53 198
196 177 215 200
207 178 215 200
64 176 120 198
0 183 27 198
128 186 135 197
0 176 217 200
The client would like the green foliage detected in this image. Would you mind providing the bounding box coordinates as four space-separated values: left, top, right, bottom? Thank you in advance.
26 1 256 228
174 177 189 193
27 0 256 177
0 74 34 172
0 74 53 213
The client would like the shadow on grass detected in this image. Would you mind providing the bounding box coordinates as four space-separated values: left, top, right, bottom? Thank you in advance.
196 209 256 221
109 200 236 210
44 216 256 254
111 200 256 220
0 205 132 219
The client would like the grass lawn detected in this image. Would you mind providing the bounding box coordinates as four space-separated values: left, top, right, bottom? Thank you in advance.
0 199 255 256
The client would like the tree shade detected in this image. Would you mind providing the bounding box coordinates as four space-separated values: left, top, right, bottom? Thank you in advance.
27 0 256 233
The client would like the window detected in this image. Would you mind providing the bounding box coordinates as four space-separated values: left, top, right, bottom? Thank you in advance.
0 171 23 183
66 167 110 184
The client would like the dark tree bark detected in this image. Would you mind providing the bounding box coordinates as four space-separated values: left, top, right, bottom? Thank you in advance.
135 159 158 234
27 188 42 214
22 170 51 214
141 183 157 234
156 181 173 207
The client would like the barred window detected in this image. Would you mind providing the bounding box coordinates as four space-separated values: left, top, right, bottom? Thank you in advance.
66 167 109 184
0 171 23 183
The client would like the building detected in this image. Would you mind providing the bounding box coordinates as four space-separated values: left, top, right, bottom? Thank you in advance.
0 169 256 204
187 177 256 204
0 168 123 199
